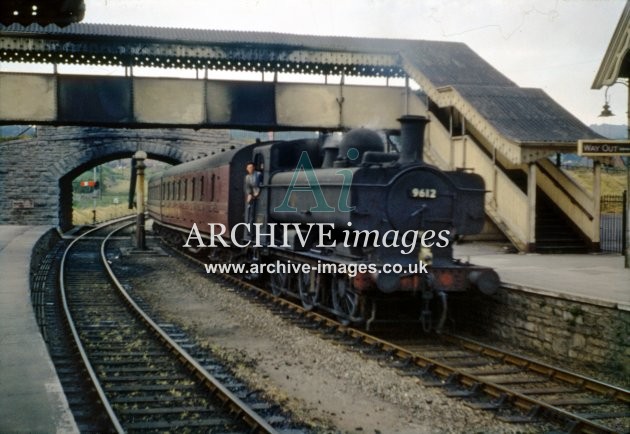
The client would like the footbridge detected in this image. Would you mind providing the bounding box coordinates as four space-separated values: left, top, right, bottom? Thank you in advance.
0 23 602 251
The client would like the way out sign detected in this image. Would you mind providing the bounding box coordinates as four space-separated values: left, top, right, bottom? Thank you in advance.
577 140 630 156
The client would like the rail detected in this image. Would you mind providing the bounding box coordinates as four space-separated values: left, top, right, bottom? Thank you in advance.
59 216 133 434
59 218 279 433
101 224 279 434
172 241 628 433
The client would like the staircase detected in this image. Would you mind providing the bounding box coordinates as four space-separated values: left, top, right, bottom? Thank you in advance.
535 189 589 253
423 110 599 253
502 168 589 253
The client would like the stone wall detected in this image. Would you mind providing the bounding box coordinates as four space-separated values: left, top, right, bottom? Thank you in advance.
451 286 630 378
0 126 234 227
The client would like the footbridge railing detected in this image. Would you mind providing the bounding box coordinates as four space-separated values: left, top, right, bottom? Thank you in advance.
425 112 599 252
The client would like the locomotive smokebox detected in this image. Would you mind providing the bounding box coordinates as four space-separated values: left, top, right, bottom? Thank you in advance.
398 115 429 164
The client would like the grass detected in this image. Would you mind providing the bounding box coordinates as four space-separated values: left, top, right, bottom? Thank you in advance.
71 161 166 225
73 188 135 225
565 167 627 196
73 203 133 225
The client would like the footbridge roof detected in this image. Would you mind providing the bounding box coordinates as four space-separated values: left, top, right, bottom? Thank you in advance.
1 23 601 158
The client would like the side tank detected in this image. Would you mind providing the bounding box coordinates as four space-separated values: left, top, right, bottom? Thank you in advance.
268 116 486 236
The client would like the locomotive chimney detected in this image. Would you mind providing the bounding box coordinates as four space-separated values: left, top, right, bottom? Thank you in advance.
397 115 429 164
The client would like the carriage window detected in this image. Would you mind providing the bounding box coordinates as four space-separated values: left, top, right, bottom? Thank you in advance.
192 178 196 201
184 179 188 200
200 176 204 200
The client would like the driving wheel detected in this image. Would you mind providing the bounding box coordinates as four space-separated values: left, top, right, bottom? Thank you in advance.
331 274 359 325
297 269 319 310
268 265 288 296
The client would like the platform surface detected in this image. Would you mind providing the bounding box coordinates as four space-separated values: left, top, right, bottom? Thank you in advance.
0 225 78 433
455 242 630 310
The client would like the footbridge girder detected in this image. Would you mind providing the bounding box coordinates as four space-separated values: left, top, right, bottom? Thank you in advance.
0 23 605 251
0 73 425 130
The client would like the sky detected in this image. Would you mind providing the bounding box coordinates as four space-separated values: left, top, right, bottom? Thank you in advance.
61 1 630 127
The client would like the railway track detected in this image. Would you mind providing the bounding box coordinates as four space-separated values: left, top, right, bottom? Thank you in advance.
56 218 300 433
168 241 630 434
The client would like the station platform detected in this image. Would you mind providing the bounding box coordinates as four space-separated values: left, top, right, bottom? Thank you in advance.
0 226 78 433
0 225 627 433
454 242 630 311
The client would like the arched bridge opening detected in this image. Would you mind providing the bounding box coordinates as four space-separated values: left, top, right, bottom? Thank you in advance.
58 151 178 231
0 126 232 229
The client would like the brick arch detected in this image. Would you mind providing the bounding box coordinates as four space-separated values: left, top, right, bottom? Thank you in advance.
39 125 229 181
50 137 196 182
0 126 234 227
56 147 189 231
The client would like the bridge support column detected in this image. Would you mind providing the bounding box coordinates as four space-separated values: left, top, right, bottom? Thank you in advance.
527 162 537 252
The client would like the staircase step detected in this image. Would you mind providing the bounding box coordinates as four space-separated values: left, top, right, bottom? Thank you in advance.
534 186 589 254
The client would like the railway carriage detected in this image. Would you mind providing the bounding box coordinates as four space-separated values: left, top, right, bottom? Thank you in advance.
148 116 499 330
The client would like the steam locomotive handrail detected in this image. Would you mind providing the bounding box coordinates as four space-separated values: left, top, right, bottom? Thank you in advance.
268 164 473 189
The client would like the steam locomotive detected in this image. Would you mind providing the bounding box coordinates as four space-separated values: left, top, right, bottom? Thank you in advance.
147 116 499 330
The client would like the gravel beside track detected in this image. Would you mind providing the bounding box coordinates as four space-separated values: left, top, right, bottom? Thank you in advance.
114 236 542 434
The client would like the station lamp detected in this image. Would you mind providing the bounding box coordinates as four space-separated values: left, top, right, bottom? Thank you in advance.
598 87 614 117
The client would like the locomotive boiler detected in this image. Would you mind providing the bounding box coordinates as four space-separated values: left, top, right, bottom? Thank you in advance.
148 115 499 331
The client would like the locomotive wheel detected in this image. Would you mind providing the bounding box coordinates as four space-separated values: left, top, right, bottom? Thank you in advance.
331 274 359 325
297 269 319 311
235 255 255 281
268 267 288 296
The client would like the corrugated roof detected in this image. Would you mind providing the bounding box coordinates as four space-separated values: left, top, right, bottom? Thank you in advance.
0 23 600 144
1 22 415 52
401 42 515 88
455 86 602 143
